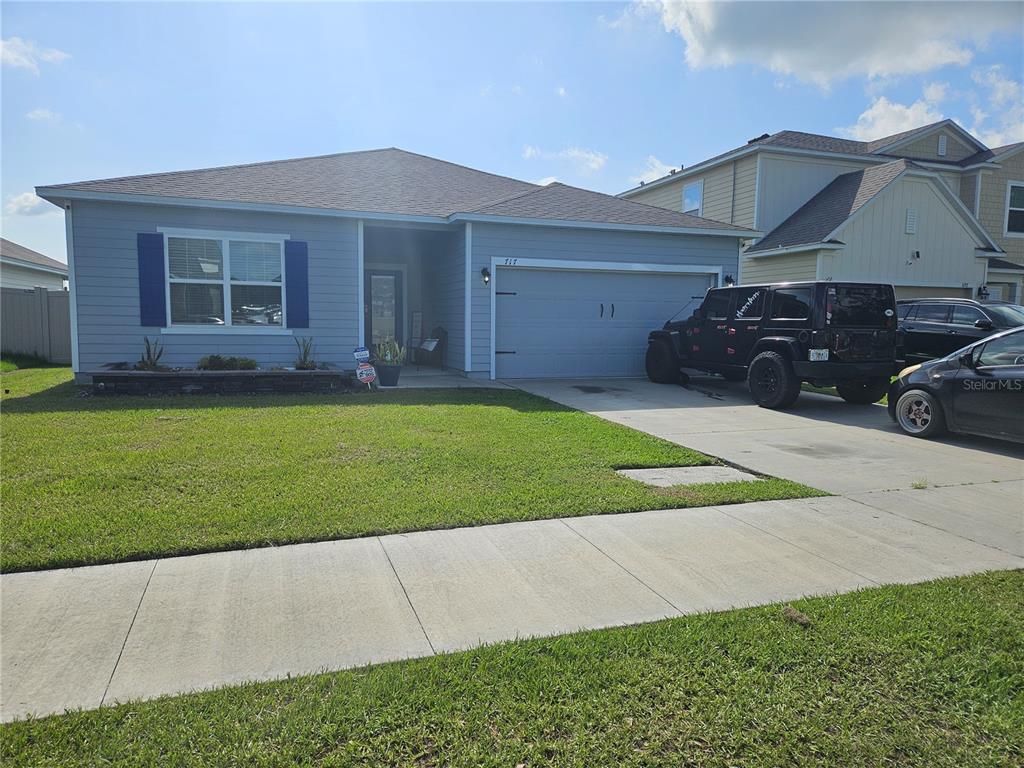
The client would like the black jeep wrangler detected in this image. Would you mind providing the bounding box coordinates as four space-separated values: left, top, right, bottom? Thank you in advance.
645 282 900 409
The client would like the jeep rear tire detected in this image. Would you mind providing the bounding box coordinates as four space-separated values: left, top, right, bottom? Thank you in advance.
645 340 681 384
747 351 801 409
836 377 890 405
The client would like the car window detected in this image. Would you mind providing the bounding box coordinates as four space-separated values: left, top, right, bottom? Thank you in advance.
898 304 916 320
975 332 1024 367
701 291 731 320
733 287 764 319
829 285 893 327
951 305 986 326
984 304 1024 327
914 304 950 322
770 287 812 320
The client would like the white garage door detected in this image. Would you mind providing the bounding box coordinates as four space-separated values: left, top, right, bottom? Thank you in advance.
494 266 715 379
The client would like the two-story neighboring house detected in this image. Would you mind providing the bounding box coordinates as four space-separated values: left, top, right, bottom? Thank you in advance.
620 120 1024 302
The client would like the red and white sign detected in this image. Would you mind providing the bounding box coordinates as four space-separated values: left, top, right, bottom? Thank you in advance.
356 362 377 384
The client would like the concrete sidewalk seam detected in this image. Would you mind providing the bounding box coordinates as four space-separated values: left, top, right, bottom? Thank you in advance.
100 559 159 707
377 537 437 656
845 495 1023 559
715 504 882 588
559 519 683 615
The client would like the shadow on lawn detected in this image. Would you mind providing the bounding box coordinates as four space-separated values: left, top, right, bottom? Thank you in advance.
0 379 569 416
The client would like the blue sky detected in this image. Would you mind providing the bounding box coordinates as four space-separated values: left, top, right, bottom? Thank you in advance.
2 1 1022 261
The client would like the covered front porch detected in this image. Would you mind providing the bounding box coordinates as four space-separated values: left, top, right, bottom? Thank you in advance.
362 223 466 372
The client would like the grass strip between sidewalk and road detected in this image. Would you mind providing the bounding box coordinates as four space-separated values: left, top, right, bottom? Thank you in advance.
2 571 1021 767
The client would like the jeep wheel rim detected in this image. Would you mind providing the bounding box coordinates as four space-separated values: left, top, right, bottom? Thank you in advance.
756 367 779 394
898 395 932 433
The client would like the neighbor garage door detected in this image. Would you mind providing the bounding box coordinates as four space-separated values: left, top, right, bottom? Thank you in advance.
494 266 715 378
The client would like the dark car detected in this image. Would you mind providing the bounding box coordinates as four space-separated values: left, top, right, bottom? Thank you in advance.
645 281 901 409
897 298 1024 364
888 326 1024 443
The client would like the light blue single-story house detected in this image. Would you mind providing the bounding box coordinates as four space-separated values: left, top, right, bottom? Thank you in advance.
36 149 756 381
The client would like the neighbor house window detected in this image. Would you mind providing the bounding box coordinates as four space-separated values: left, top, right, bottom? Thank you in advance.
682 180 703 216
1006 183 1024 236
167 235 284 326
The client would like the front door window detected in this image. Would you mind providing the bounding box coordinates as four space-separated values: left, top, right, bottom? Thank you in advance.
365 270 403 346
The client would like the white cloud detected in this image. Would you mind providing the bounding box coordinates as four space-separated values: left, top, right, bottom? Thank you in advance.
837 95 944 141
638 1 1021 87
922 82 948 104
479 84 493 97
521 145 608 175
629 155 675 185
1 36 70 75
562 147 607 173
555 86 567 98
5 192 56 217
26 108 60 122
535 176 558 186
969 65 1024 147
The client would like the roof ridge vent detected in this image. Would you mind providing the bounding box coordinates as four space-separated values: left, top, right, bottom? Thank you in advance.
748 133 770 144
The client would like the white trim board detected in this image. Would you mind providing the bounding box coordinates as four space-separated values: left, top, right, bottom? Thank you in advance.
357 220 365 346
0 257 68 277
464 222 472 372
487 257 724 380
64 204 80 373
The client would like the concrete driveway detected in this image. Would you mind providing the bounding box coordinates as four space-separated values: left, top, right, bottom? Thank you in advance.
512 376 1024 555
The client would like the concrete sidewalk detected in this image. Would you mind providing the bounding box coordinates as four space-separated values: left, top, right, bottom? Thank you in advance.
3 492 1020 723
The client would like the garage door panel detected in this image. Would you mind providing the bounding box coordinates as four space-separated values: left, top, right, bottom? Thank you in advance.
495 267 713 379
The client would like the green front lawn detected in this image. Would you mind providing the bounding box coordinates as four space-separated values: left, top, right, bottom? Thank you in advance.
0 369 819 572
3 571 1020 766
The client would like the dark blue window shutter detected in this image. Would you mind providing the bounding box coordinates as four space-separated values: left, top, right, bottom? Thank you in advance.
285 240 309 328
137 233 166 326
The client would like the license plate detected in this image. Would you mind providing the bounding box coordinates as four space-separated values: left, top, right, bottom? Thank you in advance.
809 349 829 361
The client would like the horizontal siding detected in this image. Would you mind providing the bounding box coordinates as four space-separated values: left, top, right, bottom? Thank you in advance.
959 173 978 214
1 263 66 290
625 177 685 210
891 131 975 163
70 200 359 372
622 162 735 225
977 152 1024 264
435 226 465 370
740 252 818 283
733 155 758 229
471 223 740 375
757 153 868 233
823 177 986 288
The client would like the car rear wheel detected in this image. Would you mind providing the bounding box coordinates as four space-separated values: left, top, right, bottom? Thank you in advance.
747 351 801 409
836 377 890 405
645 340 680 384
894 389 946 438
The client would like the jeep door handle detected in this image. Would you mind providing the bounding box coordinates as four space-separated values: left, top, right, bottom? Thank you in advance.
716 324 727 330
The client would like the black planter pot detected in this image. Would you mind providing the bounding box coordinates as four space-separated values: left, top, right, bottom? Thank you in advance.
376 363 402 387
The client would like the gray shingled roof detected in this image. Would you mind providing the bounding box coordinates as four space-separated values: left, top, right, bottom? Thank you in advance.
989 257 1024 272
39 148 752 233
0 238 67 272
625 120 990 195
746 160 912 253
959 141 1024 167
42 148 538 218
467 182 747 230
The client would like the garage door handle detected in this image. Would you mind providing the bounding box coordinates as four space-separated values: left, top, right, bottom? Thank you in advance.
611 303 615 318
600 303 604 318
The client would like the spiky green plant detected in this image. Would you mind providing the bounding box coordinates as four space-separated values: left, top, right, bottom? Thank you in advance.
136 337 165 371
294 337 317 370
373 337 406 365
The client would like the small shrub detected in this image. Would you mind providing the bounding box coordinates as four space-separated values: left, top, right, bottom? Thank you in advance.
295 337 317 370
197 355 258 371
135 337 165 371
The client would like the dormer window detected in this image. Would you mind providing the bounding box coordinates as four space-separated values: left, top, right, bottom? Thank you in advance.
937 134 947 157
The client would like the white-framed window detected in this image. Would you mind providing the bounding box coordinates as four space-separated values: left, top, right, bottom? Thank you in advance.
937 134 947 157
161 229 287 327
682 180 703 216
1006 181 1024 238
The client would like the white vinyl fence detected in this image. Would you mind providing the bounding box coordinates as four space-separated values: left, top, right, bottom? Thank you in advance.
1 287 72 364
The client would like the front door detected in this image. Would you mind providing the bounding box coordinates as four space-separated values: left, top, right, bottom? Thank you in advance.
364 270 403 346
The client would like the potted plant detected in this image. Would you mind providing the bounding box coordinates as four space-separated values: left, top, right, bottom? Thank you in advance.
373 337 406 387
